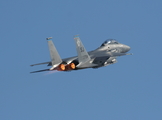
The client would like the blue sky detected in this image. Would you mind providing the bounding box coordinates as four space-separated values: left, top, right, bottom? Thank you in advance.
0 0 162 120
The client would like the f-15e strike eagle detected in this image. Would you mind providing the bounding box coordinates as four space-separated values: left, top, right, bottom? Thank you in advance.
30 35 131 73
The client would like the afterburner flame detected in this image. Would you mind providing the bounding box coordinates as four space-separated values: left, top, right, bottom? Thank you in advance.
70 63 76 69
57 64 65 71
65 63 76 71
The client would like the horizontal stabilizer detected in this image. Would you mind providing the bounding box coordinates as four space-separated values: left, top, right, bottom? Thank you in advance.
30 62 50 66
30 69 50 73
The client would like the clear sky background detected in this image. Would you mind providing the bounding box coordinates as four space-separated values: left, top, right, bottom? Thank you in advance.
0 0 162 120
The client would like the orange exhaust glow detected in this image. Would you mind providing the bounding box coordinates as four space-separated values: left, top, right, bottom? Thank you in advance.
70 63 76 69
57 64 65 71
65 63 76 71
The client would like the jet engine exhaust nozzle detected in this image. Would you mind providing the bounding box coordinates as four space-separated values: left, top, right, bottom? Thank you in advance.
57 64 66 71
65 63 76 71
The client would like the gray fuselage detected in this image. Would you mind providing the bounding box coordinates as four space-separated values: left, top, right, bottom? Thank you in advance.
60 40 131 69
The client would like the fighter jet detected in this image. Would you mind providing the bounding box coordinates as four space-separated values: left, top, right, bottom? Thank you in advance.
30 35 131 73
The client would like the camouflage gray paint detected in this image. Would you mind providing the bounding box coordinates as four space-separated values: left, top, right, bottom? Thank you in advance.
30 36 131 73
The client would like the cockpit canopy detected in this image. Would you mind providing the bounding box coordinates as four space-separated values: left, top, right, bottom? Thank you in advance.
100 39 119 47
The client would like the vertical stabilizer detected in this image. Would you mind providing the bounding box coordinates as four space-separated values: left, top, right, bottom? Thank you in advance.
46 37 62 66
74 35 91 64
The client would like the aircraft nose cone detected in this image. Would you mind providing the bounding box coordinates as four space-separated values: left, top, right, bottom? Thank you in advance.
126 45 131 52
